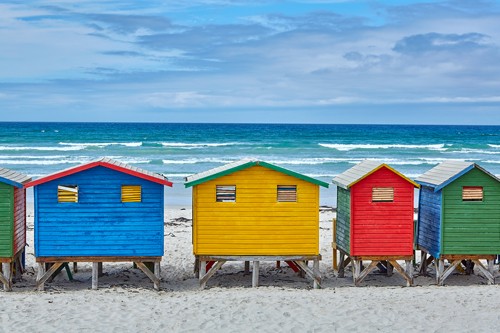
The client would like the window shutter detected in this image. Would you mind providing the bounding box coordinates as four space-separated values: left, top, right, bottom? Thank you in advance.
122 185 142 202
277 185 297 202
58 185 78 203
372 187 394 202
216 185 236 202
462 186 483 201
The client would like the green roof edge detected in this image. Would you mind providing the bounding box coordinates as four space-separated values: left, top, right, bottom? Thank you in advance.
185 160 329 188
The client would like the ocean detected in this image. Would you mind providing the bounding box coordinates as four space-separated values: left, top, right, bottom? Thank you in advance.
1 122 499 206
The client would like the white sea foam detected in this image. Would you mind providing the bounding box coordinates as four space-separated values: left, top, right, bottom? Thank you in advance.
162 158 233 164
488 144 500 148
484 160 500 164
161 142 239 149
58 142 142 148
0 159 89 165
452 149 500 155
0 145 85 151
318 143 447 151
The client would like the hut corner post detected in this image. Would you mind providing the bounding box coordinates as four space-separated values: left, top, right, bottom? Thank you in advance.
1 263 12 291
434 255 496 286
351 256 414 287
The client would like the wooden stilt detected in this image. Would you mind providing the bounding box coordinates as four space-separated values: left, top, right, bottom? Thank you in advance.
354 261 378 286
1 263 11 292
199 260 206 284
294 260 322 288
276 261 280 268
92 262 98 290
473 259 495 285
200 260 226 289
313 259 320 289
73 262 78 273
135 262 161 290
352 259 360 286
98 262 103 277
244 261 250 275
338 252 345 278
36 262 63 291
252 261 259 287
405 260 413 287
386 261 394 277
154 262 161 290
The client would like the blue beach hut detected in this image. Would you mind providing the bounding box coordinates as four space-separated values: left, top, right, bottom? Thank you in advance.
416 160 500 285
25 158 172 290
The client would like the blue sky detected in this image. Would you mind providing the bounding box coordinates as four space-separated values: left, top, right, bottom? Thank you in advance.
1 0 500 124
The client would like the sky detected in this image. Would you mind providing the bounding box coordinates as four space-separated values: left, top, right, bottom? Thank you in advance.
1 0 500 124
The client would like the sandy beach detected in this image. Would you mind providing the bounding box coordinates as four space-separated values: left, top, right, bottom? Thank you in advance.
1 205 499 332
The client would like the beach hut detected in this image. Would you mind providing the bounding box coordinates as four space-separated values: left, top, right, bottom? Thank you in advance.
185 159 329 289
0 167 31 291
332 160 419 286
416 161 500 285
25 158 172 290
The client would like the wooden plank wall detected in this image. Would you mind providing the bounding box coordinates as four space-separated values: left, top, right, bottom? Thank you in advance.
34 166 164 257
0 183 13 257
193 165 319 256
335 187 351 254
350 167 414 256
417 185 442 258
442 168 500 254
13 187 26 255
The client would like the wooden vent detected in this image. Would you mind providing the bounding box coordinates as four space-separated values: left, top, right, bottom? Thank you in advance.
122 185 142 202
372 187 394 202
216 185 236 202
462 186 483 202
58 185 78 203
278 185 297 202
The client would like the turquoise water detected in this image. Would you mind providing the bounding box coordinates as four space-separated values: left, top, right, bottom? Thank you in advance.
1 122 499 206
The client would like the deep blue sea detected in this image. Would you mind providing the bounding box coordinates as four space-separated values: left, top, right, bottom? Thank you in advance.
1 122 499 206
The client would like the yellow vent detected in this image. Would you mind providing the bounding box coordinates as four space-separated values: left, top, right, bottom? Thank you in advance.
58 185 78 203
216 185 236 202
372 187 394 202
462 186 483 201
277 185 297 202
122 185 142 202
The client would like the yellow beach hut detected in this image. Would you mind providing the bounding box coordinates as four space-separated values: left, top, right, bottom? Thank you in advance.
185 159 329 289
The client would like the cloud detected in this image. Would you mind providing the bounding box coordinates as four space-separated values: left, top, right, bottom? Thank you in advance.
393 32 491 54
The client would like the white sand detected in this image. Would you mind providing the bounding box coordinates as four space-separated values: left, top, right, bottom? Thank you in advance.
1 206 499 332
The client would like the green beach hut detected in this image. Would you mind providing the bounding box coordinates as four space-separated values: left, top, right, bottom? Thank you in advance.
416 160 500 285
0 167 31 291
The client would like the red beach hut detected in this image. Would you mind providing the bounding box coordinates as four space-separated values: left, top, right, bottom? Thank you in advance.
332 160 419 286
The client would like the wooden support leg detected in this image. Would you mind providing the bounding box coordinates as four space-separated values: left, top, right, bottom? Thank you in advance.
294 260 322 289
200 261 225 289
276 261 280 269
244 261 250 275
194 258 199 278
252 261 259 287
355 261 378 286
488 259 495 285
405 260 414 287
92 262 99 290
73 262 78 273
199 261 206 288
135 262 161 290
338 253 345 278
98 262 103 277
1 263 12 292
352 259 361 286
154 262 161 291
473 259 495 285
36 262 45 291
388 260 413 287
418 251 427 275
313 259 320 289
386 261 394 277
436 259 446 285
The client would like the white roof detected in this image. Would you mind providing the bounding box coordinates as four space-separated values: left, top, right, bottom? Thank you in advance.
332 160 384 188
0 167 31 187
416 160 474 187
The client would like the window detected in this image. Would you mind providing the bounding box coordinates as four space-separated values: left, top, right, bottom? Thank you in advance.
372 187 394 202
216 185 236 202
122 185 142 202
277 185 297 202
58 185 78 203
462 186 483 202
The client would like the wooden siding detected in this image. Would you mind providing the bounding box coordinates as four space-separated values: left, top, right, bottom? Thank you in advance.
335 187 351 254
193 165 319 256
34 166 164 257
350 167 414 256
416 186 442 258
0 183 14 257
441 168 500 255
13 187 26 255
